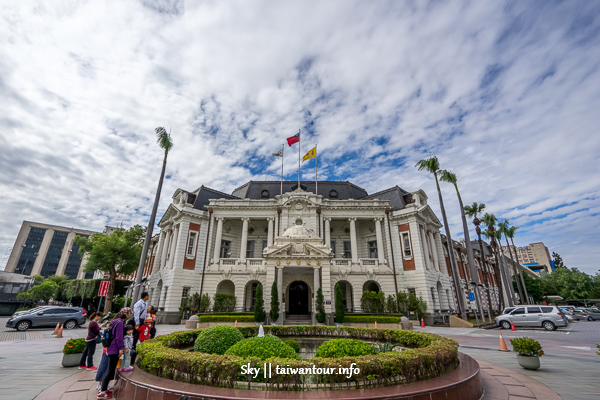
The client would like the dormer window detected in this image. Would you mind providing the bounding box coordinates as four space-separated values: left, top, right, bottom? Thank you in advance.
260 190 269 199
329 190 339 199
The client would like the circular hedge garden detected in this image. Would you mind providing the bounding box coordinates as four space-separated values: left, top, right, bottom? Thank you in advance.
194 325 244 355
136 325 458 391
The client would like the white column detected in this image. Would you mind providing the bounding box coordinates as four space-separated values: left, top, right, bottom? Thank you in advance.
349 218 358 263
169 224 180 269
160 231 169 270
419 225 430 270
213 218 224 262
240 218 249 263
313 268 320 294
374 218 385 264
267 217 274 247
277 267 283 322
429 231 439 271
324 218 331 248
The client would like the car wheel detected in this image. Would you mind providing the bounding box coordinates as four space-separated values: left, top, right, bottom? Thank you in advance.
588 316 594 321
16 320 31 331
501 321 511 330
64 320 77 330
543 321 556 331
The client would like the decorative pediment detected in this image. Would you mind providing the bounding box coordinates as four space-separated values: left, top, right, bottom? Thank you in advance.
265 242 332 258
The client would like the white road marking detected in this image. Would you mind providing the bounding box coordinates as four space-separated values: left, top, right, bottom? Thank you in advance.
561 346 591 350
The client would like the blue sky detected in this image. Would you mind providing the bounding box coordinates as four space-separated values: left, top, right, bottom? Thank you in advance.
0 0 599 274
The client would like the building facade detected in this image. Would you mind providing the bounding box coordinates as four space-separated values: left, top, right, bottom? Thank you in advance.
503 242 553 276
146 181 503 324
4 221 98 279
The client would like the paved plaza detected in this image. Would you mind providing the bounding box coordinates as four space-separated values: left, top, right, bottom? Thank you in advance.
0 317 599 399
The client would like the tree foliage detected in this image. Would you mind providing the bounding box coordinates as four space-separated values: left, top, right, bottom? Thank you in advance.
17 280 58 304
74 225 145 313
254 283 266 323
269 280 280 323
315 287 326 323
335 284 345 323
552 252 565 269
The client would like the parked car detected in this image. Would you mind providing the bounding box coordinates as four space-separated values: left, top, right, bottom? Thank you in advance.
5 306 87 331
495 305 567 331
574 308 600 321
559 309 575 322
502 307 516 314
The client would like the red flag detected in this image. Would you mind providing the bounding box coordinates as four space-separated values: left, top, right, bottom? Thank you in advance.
286 133 299 146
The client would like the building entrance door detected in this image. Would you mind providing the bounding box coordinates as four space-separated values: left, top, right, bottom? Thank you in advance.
288 281 309 315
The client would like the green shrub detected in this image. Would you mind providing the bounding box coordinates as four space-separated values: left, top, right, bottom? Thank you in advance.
361 291 385 313
315 288 326 323
283 339 300 354
199 293 211 313
254 284 266 323
194 325 244 354
213 293 236 312
225 334 300 360
315 338 377 358
335 284 345 323
510 337 544 357
196 314 254 322
343 315 400 323
386 295 398 313
269 281 280 322
63 338 86 354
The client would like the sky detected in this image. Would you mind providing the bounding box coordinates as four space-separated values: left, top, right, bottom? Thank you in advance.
1 0 599 275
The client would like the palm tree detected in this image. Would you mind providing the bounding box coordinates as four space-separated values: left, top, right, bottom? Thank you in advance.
492 228 517 307
415 156 467 320
439 170 485 323
498 220 525 304
507 225 530 304
464 202 494 320
481 213 512 310
132 127 174 303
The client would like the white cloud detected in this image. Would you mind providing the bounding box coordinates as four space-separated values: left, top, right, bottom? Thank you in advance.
0 0 599 274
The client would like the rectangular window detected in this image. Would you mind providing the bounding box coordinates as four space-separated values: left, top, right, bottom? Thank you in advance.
187 232 197 257
246 240 255 258
182 287 190 299
220 240 231 258
408 288 416 297
262 240 268 251
401 232 412 257
368 241 378 258
343 241 352 258
527 307 541 313
330 241 337 257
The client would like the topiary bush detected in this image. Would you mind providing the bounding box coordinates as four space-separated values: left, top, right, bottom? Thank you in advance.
283 339 300 354
225 334 300 360
315 338 377 358
194 325 244 355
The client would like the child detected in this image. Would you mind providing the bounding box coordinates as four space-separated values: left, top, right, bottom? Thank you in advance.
119 325 134 372
137 316 152 343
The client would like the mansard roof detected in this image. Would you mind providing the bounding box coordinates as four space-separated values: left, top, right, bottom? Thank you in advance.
191 186 239 210
231 180 368 200
362 185 411 210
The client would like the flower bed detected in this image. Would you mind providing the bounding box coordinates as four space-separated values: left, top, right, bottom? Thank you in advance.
136 326 458 391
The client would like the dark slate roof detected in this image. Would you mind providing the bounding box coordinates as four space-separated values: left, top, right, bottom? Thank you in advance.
192 186 239 210
362 186 410 210
471 240 492 257
231 181 369 200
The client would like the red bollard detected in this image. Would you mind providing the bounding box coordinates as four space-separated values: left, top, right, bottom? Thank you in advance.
420 318 425 328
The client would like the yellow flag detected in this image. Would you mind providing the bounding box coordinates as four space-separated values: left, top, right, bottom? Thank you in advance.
302 146 316 163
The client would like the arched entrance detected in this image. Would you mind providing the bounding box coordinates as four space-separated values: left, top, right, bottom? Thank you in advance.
288 281 309 315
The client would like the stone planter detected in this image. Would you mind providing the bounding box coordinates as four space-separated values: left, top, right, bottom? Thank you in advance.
62 352 83 368
516 354 540 370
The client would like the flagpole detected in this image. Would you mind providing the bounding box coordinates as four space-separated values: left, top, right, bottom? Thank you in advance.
297 129 301 189
315 144 318 195
280 144 284 196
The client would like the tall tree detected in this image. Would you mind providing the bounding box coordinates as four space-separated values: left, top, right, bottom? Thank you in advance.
254 284 266 323
481 213 511 310
498 220 525 304
269 280 280 323
506 225 530 303
552 252 566 269
415 156 467 320
464 202 494 317
132 127 174 304
439 170 486 322
75 226 145 313
335 284 345 324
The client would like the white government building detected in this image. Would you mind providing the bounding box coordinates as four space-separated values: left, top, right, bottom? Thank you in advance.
146 181 467 324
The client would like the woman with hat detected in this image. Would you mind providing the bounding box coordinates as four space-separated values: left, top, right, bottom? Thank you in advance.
98 307 133 399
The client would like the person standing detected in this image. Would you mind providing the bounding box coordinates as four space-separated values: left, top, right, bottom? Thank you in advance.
98 307 133 399
79 312 107 370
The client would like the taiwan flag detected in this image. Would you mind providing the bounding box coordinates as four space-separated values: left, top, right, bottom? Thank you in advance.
286 132 300 146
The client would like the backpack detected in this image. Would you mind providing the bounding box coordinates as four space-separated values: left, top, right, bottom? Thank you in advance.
101 320 126 348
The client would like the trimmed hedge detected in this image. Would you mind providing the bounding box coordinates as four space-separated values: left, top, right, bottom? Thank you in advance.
225 334 300 360
283 339 300 354
343 315 401 323
136 325 458 391
315 339 377 358
196 314 254 322
194 325 244 355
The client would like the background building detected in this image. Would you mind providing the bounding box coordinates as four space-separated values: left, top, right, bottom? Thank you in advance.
504 242 554 276
4 221 98 279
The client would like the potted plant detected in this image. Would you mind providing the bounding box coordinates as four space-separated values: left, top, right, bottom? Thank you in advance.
62 338 86 367
510 337 544 370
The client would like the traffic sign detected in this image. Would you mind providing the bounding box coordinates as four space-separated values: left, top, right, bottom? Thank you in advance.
98 281 110 297
468 292 475 301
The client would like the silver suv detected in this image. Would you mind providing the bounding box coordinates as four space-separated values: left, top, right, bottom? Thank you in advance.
5 306 87 331
495 305 567 331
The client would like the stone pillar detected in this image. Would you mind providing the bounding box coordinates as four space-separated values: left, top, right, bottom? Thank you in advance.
277 267 283 323
213 218 224 262
324 218 331 248
429 231 439 271
31 228 54 276
265 265 276 320
321 265 333 320
349 218 358 263
169 224 180 269
419 225 430 270
267 217 274 247
240 218 249 263
313 267 321 324
374 218 385 264
160 230 170 270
